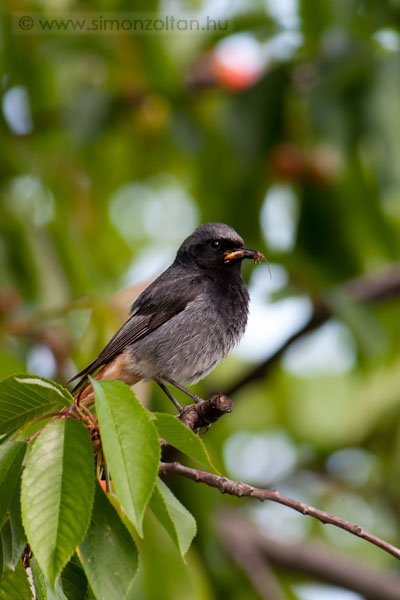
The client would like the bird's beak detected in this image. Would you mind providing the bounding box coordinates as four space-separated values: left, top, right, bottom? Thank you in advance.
224 247 265 264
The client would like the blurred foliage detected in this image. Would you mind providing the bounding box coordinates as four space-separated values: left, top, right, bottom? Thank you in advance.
1 0 400 598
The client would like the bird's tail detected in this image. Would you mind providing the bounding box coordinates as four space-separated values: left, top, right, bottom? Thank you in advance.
73 356 142 404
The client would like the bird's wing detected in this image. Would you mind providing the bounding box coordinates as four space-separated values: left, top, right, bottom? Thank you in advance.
68 270 206 393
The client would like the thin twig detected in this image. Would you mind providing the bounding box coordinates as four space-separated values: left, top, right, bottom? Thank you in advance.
159 461 400 562
25 408 78 442
23 411 65 429
75 402 97 426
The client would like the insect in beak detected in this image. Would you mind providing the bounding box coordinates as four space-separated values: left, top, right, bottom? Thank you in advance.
223 247 265 264
223 247 271 277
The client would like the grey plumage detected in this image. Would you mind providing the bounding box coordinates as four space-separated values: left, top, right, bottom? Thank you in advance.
70 223 262 394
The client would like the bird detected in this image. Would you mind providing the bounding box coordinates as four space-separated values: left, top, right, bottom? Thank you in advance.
69 223 264 406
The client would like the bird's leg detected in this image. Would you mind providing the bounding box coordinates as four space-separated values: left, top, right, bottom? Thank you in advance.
157 382 183 411
161 376 203 404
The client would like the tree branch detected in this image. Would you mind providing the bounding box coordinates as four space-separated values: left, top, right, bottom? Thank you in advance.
217 511 400 600
178 394 232 430
225 264 400 396
159 460 400 562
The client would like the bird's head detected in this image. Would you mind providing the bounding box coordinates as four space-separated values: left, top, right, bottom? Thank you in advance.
176 223 264 272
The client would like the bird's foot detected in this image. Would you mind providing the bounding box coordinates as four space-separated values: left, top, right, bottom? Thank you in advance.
161 376 203 403
157 382 183 411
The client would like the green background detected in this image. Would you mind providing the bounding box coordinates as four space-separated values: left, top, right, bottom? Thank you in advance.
1 0 400 598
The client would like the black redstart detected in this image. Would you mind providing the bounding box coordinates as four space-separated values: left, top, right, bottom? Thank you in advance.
69 223 264 404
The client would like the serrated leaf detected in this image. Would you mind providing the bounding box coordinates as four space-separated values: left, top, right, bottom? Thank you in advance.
31 556 48 600
93 380 160 535
154 412 217 472
0 441 26 528
31 557 69 600
78 484 139 600
21 418 95 588
0 374 72 435
0 560 31 600
150 478 196 558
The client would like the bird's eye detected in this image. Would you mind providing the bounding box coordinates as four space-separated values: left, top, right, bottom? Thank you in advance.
210 240 221 249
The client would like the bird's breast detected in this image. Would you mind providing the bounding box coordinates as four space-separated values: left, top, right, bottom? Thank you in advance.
127 276 250 385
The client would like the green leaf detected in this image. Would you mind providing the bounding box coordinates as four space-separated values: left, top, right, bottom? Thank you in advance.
154 412 217 472
140 511 208 600
0 520 24 576
0 434 14 446
0 374 72 435
8 482 27 570
61 557 88 600
21 418 95 588
30 556 70 600
78 484 139 600
0 441 26 528
93 379 160 535
0 520 14 576
150 478 196 558
31 556 48 600
0 560 31 600
0 481 26 576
